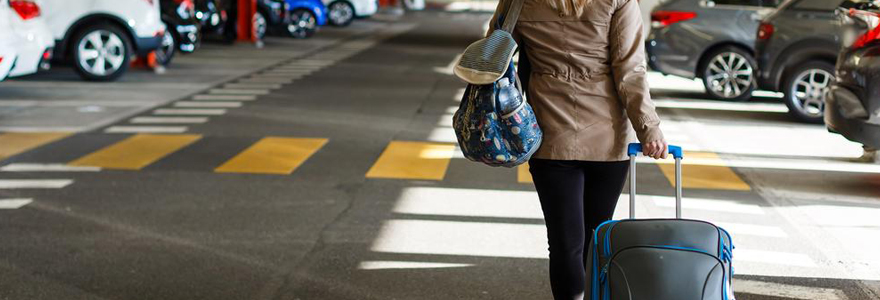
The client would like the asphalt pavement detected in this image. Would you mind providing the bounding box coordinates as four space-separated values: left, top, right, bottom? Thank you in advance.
0 11 878 300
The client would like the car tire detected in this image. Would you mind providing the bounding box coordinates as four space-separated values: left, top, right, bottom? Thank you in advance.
253 11 268 40
699 46 757 102
71 23 132 82
287 9 318 39
782 61 835 124
327 1 355 27
155 25 176 66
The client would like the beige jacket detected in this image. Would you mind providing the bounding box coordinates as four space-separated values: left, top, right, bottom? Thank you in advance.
489 0 664 161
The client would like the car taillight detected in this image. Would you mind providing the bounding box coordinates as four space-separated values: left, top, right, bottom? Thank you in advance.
848 8 880 51
9 0 40 20
42 49 51 60
173 0 195 14
650 11 697 28
757 22 774 40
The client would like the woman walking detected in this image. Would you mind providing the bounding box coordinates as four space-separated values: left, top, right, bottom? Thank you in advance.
488 0 668 298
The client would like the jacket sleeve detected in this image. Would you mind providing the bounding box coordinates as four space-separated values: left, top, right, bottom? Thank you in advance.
609 0 664 144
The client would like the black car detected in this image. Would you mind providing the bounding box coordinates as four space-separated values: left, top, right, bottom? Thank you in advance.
195 0 229 38
755 0 845 123
157 0 202 66
255 0 291 40
826 0 880 149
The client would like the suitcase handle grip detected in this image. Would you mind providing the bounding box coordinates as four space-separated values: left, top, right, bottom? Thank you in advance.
627 143 683 159
627 143 683 219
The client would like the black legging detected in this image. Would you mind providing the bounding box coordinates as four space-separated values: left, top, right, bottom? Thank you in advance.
528 158 630 300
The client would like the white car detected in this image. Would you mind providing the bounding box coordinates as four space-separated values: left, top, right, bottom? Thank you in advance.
323 0 377 27
41 0 165 81
6 0 54 78
0 0 19 81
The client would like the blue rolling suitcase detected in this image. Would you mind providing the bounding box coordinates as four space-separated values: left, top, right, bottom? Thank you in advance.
584 143 735 300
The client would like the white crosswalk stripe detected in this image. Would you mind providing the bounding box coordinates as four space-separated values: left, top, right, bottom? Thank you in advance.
734 279 848 300
0 179 73 189
130 117 208 124
174 101 242 108
192 94 256 101
105 126 188 133
154 108 227 115
223 83 282 89
0 198 33 209
208 88 270 95
0 163 100 172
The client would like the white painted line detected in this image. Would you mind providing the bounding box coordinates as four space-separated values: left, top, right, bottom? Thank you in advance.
358 261 473 270
251 74 304 80
193 94 256 101
238 78 293 84
0 179 73 189
224 83 282 89
734 249 817 267
208 89 269 95
636 194 766 215
735 279 847 300
371 219 548 259
0 163 101 172
262 71 310 76
394 187 542 219
0 198 33 209
154 108 227 115
105 126 188 133
714 222 788 238
174 101 242 108
130 117 208 124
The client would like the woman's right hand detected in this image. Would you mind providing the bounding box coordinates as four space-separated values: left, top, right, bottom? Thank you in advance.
643 140 668 159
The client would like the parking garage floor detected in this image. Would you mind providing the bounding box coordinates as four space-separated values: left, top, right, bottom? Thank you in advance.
0 11 879 300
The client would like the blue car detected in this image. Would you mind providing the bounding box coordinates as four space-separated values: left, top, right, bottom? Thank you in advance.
284 0 327 38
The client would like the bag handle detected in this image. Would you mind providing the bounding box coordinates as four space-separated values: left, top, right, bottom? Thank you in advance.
499 0 525 33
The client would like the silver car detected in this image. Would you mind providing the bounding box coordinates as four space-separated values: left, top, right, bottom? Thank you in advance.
646 0 779 101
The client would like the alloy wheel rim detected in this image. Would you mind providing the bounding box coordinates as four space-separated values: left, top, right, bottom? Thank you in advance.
329 2 353 24
790 69 833 118
157 30 175 63
706 52 753 98
77 30 126 76
288 11 317 37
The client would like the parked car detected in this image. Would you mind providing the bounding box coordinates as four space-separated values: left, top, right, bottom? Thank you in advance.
646 0 779 102
323 0 376 27
195 0 228 36
41 0 166 81
255 0 291 40
6 0 54 78
157 0 202 65
755 0 847 123
826 0 880 148
285 0 326 38
0 0 18 82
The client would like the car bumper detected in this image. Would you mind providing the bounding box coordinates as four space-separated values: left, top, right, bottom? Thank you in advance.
133 34 164 56
645 32 697 79
355 0 378 17
826 85 880 149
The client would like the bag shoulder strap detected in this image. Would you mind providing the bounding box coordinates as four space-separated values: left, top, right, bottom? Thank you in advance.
500 0 525 33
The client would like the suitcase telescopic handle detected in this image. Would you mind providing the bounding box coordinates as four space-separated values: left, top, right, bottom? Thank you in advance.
627 143 684 219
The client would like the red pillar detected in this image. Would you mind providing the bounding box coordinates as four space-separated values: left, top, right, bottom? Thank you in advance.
237 0 258 42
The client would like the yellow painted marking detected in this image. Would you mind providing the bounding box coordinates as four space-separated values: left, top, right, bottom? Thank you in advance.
656 151 751 191
366 141 455 180
0 132 71 161
518 163 533 183
69 134 201 170
215 137 328 175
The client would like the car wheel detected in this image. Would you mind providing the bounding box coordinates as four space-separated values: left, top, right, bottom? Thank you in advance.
700 46 756 102
155 27 176 66
327 1 355 27
71 23 131 81
253 11 268 40
287 9 318 39
783 61 835 124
